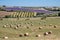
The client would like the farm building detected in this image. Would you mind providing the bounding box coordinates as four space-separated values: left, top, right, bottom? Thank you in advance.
4 7 53 17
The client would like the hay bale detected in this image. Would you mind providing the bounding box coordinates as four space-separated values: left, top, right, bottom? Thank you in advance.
39 27 42 29
3 36 8 39
16 24 20 27
49 24 52 26
41 17 44 20
19 34 23 37
10 24 13 28
24 33 29 36
3 25 7 28
36 34 41 37
20 25 21 26
54 25 57 28
44 32 48 36
14 27 18 29
48 31 52 34
31 24 33 26
6 24 9 26
26 26 29 29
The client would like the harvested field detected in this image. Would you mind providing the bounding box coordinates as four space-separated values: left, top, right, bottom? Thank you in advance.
0 17 60 40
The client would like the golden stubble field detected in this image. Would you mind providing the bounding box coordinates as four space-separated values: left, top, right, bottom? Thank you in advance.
0 17 60 40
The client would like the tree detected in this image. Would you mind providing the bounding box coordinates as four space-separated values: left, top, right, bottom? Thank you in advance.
58 12 60 16
2 5 6 7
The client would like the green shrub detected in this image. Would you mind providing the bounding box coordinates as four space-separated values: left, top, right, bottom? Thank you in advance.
41 14 47 20
5 15 12 18
58 13 60 16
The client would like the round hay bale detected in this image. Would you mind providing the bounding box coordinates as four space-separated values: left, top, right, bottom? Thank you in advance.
6 24 9 26
49 24 52 26
44 32 48 36
14 27 18 29
3 36 8 39
3 25 7 28
20 25 21 26
10 24 13 28
31 24 33 26
19 34 23 37
41 17 43 20
26 26 29 29
54 25 57 28
48 31 52 34
16 24 20 27
36 34 41 37
24 33 29 36
39 27 42 29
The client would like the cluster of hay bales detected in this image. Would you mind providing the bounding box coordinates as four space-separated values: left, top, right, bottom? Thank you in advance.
3 24 14 28
2 21 56 38
3 24 21 29
3 23 33 30
1 17 59 40
49 24 57 28
19 33 29 37
44 31 52 36
19 33 41 37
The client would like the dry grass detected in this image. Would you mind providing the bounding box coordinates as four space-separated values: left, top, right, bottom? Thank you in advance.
0 17 60 40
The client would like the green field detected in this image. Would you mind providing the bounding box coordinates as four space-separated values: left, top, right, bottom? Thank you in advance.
0 17 60 40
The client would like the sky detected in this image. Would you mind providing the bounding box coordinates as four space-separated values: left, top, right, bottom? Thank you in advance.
0 0 60 7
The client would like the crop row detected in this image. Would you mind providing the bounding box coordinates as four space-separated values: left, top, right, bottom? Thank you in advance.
10 12 37 18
